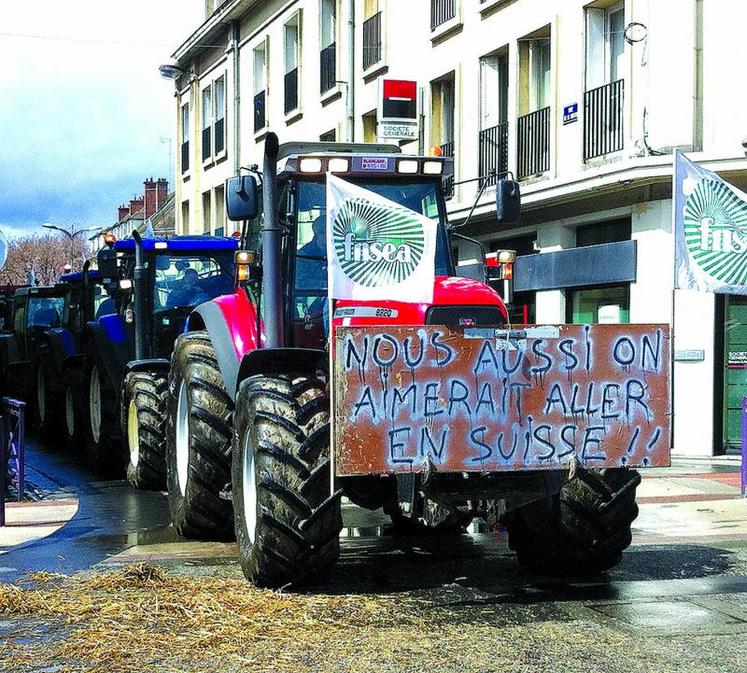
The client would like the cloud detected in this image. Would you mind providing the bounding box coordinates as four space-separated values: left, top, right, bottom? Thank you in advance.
0 1 202 237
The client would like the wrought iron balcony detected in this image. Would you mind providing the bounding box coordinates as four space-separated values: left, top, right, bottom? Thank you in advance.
320 42 336 94
517 106 550 179
363 12 382 70
440 140 454 199
431 0 456 31
478 122 509 187
584 79 624 161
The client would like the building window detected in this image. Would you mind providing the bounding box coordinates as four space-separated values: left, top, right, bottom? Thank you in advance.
363 1 382 71
320 0 337 94
479 49 509 186
431 0 456 31
284 15 300 114
568 285 630 324
576 218 631 247
254 41 268 133
181 200 190 234
431 73 455 198
202 85 212 161
517 27 551 178
362 110 377 142
214 75 226 155
214 185 225 237
180 103 190 174
202 191 212 235
584 2 625 159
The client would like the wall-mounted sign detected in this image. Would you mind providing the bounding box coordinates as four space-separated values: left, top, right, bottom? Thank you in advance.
563 103 578 125
727 351 747 369
378 78 419 141
675 349 706 362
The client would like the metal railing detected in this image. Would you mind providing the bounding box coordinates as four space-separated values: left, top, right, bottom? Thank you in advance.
363 12 382 70
320 43 336 94
181 141 189 173
1 398 25 527
478 122 509 187
285 68 299 114
440 141 454 199
584 79 624 161
517 106 550 179
431 0 456 30
254 90 266 132
202 126 211 161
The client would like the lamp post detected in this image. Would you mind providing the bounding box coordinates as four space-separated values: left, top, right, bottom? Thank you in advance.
42 223 97 268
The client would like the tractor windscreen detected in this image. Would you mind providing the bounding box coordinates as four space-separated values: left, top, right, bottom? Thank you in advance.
27 297 64 328
153 253 234 311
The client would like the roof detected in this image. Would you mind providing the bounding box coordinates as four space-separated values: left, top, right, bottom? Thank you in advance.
112 236 239 253
59 270 102 283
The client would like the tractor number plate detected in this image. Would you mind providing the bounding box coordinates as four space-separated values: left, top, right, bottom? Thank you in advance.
333 324 671 476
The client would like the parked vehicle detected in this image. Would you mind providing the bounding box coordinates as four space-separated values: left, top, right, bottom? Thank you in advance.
84 235 238 488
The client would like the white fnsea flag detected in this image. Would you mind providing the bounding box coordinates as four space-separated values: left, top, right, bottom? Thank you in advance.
326 174 437 303
675 150 747 295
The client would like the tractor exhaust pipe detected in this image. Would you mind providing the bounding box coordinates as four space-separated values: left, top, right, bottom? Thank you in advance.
82 260 92 322
131 230 146 361
262 132 283 349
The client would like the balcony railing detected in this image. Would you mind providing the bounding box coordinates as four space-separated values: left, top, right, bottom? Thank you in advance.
202 126 211 161
181 141 189 173
320 42 336 94
285 68 299 114
214 117 225 155
517 106 550 179
363 12 382 70
440 141 454 199
478 122 509 187
584 79 624 161
254 90 266 133
431 0 456 31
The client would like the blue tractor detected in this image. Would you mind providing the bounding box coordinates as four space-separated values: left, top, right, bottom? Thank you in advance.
84 234 238 489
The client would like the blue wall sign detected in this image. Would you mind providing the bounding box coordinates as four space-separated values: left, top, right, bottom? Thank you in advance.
563 103 578 125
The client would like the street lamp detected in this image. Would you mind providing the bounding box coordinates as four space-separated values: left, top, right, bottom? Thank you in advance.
42 223 98 268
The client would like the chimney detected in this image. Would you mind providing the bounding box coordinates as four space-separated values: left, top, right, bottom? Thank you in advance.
118 204 130 222
144 177 157 218
129 197 144 216
156 178 169 209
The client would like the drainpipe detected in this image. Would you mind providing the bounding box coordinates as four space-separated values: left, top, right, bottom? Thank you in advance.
693 0 704 152
230 20 241 174
346 0 355 142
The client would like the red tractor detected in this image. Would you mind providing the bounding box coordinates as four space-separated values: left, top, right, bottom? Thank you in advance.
167 134 669 587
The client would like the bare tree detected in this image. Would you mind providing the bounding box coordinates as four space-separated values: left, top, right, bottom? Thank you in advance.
0 233 91 286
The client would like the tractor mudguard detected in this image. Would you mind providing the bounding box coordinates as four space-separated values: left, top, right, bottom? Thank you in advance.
123 358 171 377
84 318 131 391
36 328 78 375
186 290 259 402
237 348 326 389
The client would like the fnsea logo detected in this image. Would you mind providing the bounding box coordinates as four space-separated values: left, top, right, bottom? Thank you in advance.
332 197 425 287
684 179 747 284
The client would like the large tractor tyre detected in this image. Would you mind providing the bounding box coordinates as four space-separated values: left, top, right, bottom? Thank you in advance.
166 332 234 540
83 343 123 474
232 373 343 588
32 354 62 442
122 371 168 490
63 369 86 452
506 468 641 577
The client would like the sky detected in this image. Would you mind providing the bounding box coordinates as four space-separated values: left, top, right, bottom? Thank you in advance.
0 1 204 239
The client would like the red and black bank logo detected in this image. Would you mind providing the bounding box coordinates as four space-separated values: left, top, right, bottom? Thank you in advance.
381 80 417 121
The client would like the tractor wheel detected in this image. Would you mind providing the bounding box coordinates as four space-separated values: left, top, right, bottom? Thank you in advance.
232 373 343 588
166 332 234 540
83 343 123 474
506 468 640 576
122 371 168 490
33 353 61 442
63 369 85 452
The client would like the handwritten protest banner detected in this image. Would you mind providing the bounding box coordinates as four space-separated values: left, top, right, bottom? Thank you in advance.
333 325 671 476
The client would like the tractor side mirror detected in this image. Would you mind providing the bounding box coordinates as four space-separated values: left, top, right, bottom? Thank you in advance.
451 232 487 283
97 248 119 291
496 178 521 226
226 175 259 221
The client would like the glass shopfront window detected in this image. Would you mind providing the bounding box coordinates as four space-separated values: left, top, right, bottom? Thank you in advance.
568 284 629 324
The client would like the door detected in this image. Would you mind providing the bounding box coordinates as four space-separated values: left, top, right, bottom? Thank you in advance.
724 296 747 447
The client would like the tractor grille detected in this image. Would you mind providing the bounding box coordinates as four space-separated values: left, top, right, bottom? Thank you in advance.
425 305 505 327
